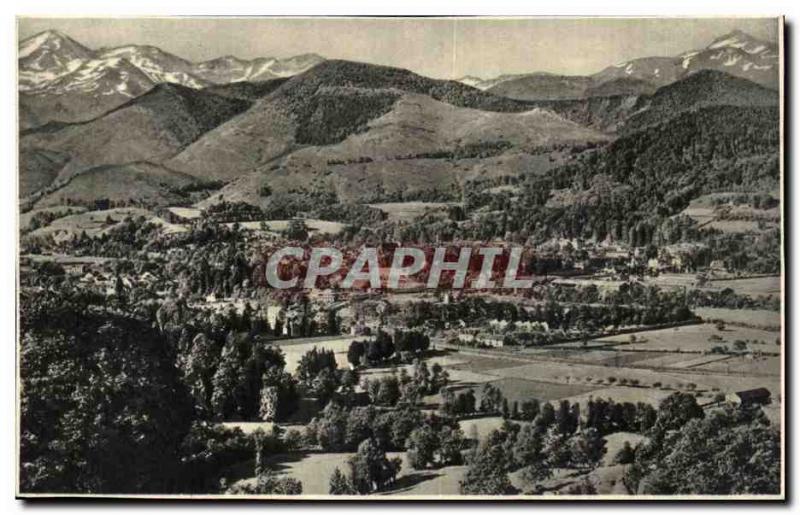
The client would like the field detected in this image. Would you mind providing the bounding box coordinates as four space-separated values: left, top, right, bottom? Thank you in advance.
273 336 358 374
19 205 87 232
705 275 781 297
367 202 457 222
165 206 202 219
462 377 597 404
235 451 471 496
697 355 781 375
679 194 780 234
695 307 781 330
24 207 188 242
599 323 780 353
705 220 767 233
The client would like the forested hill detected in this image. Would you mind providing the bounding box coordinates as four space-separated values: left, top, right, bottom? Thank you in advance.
621 70 779 134
263 59 542 146
516 70 779 134
274 59 538 113
560 104 780 211
456 104 779 245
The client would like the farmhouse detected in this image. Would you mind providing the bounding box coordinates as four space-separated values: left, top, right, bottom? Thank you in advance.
726 387 772 406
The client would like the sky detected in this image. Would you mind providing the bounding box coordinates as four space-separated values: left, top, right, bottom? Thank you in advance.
17 17 780 79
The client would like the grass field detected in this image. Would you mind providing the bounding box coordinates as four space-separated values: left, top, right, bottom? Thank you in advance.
19 205 87 232
367 202 457 222
600 323 780 353
242 450 469 496
697 355 781 375
705 275 781 297
695 307 781 330
485 377 597 403
679 194 780 235
275 336 357 374
25 207 188 242
531 348 670 367
448 355 526 373
705 220 767 234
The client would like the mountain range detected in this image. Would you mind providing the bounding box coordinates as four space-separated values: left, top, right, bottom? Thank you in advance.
458 30 779 100
18 28 780 219
19 30 324 127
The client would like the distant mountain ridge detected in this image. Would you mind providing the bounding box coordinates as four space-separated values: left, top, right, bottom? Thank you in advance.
597 30 779 89
18 30 324 126
19 30 325 93
17 29 780 214
518 68 778 134
20 83 252 197
462 30 778 101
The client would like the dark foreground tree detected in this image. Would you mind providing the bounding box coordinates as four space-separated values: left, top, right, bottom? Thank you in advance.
227 470 303 495
329 467 357 495
626 406 780 495
347 438 402 494
460 439 516 495
19 292 194 493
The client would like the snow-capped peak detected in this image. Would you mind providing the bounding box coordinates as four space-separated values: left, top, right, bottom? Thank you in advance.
18 30 88 60
707 30 774 56
264 53 325 77
456 76 485 88
95 45 209 89
18 30 94 91
192 53 324 83
33 56 155 98
19 29 327 95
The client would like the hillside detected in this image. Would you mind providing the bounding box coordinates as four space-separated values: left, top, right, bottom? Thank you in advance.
455 103 780 244
584 77 657 98
527 95 640 133
480 30 778 105
19 103 43 131
167 60 542 181
19 149 70 198
194 92 609 207
549 104 779 216
518 70 777 134
18 51 780 214
622 70 779 133
20 56 159 126
20 84 251 194
33 162 200 209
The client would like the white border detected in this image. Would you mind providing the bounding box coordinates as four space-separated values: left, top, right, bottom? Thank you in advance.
3 2 797 513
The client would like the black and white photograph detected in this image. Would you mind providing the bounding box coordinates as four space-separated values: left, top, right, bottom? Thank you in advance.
13 15 785 500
